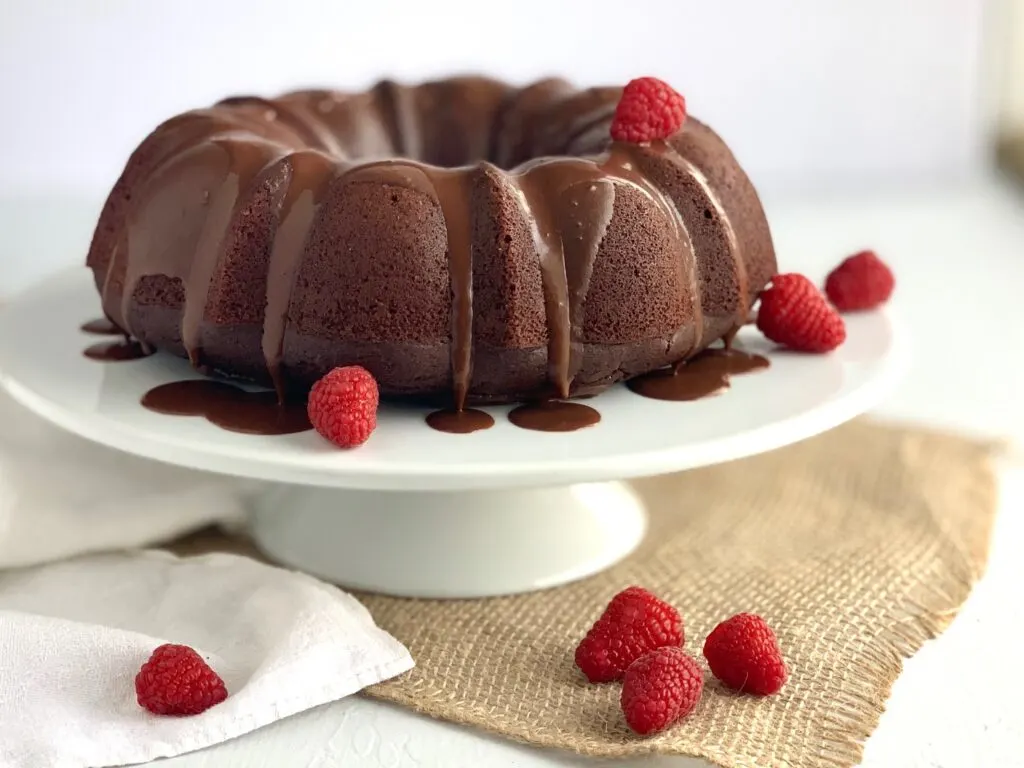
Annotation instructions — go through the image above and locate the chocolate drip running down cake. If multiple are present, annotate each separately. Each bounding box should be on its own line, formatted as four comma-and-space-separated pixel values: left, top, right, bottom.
86, 76, 777, 408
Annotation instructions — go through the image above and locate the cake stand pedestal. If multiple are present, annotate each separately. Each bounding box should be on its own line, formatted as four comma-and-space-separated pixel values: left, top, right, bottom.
248, 483, 645, 597
0, 269, 907, 598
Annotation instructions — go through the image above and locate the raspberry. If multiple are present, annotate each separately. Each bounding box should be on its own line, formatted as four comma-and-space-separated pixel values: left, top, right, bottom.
620, 647, 704, 735
574, 586, 684, 683
824, 250, 895, 312
702, 613, 788, 696
756, 273, 846, 353
307, 365, 379, 448
135, 643, 228, 716
610, 77, 687, 143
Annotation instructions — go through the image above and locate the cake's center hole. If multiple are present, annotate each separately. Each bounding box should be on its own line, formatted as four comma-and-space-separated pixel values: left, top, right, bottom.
387, 114, 611, 170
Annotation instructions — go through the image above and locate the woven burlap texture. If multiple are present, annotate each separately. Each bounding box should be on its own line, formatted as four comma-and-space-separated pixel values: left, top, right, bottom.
168, 418, 998, 767
353, 419, 998, 768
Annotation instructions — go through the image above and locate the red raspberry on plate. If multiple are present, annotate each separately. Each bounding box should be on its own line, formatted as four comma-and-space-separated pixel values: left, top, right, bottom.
702, 613, 788, 696
307, 365, 379, 448
824, 249, 895, 312
575, 586, 684, 683
756, 273, 846, 353
610, 77, 687, 143
621, 647, 704, 735
135, 643, 228, 716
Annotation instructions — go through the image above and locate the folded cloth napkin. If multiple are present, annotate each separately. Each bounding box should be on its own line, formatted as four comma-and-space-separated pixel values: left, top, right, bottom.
0, 390, 414, 768
0, 385, 251, 568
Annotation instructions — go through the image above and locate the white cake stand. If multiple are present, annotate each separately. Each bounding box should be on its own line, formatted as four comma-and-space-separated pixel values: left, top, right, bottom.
0, 269, 907, 598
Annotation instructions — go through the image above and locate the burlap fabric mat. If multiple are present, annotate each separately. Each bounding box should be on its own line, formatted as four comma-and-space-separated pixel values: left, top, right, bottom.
174, 418, 1000, 768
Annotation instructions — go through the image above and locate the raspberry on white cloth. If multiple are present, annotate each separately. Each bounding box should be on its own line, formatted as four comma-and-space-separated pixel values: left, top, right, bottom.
0, 390, 413, 768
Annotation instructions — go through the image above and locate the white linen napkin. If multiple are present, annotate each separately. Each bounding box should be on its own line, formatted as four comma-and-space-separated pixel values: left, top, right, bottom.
0, 384, 250, 569
0, 390, 414, 768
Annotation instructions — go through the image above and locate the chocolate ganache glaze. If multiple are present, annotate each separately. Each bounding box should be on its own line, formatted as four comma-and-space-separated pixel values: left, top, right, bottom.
141, 380, 311, 435
86, 77, 777, 413
627, 346, 768, 401
425, 407, 495, 434
81, 317, 123, 336
508, 400, 600, 432
83, 339, 153, 362
427, 399, 600, 434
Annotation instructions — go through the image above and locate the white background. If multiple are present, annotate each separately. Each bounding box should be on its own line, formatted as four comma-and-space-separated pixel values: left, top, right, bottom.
0, 0, 1006, 297
0, 0, 997, 199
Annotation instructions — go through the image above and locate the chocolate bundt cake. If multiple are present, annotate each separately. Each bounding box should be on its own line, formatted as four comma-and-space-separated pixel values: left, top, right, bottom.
86, 76, 776, 407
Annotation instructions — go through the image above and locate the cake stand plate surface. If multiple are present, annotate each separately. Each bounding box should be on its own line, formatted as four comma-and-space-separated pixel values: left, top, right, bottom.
0, 269, 907, 597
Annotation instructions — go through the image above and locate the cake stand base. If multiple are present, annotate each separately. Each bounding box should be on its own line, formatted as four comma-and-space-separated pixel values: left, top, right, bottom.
248, 481, 647, 598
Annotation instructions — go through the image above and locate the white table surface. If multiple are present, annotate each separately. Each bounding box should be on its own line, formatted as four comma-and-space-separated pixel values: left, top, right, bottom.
1, 175, 1022, 767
